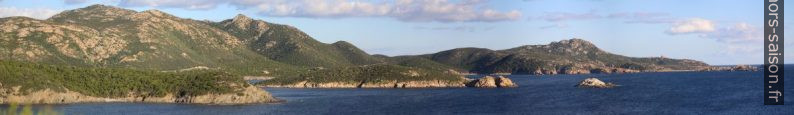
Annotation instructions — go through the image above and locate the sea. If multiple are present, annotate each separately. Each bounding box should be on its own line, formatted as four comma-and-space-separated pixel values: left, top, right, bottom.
4, 65, 794, 115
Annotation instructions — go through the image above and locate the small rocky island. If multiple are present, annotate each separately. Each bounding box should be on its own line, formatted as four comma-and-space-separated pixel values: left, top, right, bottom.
576, 78, 617, 88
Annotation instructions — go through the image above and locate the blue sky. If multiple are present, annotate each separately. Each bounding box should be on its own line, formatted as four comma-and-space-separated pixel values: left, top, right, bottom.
0, 0, 784, 65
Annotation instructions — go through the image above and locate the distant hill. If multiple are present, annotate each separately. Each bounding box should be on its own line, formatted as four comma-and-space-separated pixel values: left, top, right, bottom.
416, 39, 711, 74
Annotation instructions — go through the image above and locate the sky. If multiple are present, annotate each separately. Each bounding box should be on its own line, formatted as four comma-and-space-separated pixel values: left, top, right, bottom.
0, 0, 786, 65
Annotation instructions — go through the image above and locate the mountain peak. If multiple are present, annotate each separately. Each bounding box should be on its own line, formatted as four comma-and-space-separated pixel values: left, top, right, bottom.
332, 41, 352, 45
548, 38, 597, 50
142, 9, 165, 14
78, 4, 131, 13
233, 14, 252, 21
227, 14, 257, 30
503, 38, 602, 55
48, 4, 136, 21
554, 38, 593, 46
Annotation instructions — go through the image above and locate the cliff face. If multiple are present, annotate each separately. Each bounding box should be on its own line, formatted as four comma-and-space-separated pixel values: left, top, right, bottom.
0, 86, 277, 104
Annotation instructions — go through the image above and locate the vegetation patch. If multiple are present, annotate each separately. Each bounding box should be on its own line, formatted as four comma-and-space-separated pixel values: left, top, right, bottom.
0, 60, 248, 98
258, 64, 464, 85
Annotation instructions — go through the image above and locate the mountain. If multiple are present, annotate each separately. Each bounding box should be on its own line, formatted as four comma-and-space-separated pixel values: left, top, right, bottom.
0, 4, 401, 104
0, 5, 736, 97
0, 4, 715, 77
212, 14, 384, 68
417, 38, 711, 74
0, 5, 385, 76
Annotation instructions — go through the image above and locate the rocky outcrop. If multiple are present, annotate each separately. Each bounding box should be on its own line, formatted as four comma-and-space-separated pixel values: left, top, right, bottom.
265, 76, 519, 88
729, 65, 758, 71
0, 86, 278, 104
589, 68, 612, 74
467, 76, 518, 88
495, 76, 518, 87
471, 76, 497, 88
562, 67, 590, 74
588, 68, 641, 74
576, 78, 616, 88
698, 65, 759, 71
611, 68, 640, 73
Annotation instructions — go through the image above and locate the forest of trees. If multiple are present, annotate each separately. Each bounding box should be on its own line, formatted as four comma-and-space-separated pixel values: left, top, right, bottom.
0, 60, 248, 98
258, 64, 464, 85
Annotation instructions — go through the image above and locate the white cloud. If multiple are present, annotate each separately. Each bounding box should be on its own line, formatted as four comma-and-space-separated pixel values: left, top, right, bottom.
666, 18, 715, 34
703, 23, 760, 44
665, 19, 759, 44
666, 18, 761, 54
116, 0, 522, 22
0, 7, 61, 19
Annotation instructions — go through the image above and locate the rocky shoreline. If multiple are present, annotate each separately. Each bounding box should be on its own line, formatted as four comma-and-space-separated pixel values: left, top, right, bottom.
265, 76, 518, 88
265, 80, 467, 88
466, 76, 518, 88
471, 65, 759, 76
0, 86, 279, 105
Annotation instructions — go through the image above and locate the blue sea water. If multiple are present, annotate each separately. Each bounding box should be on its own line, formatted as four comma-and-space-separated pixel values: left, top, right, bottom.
5, 67, 794, 115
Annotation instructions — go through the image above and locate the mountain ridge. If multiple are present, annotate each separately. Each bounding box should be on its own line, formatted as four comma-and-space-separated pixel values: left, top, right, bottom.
1, 4, 718, 76
416, 38, 711, 74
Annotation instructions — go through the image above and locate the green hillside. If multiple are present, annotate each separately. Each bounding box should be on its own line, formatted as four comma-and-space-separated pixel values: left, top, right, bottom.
0, 5, 302, 76
212, 14, 385, 68
259, 64, 464, 86
0, 60, 247, 98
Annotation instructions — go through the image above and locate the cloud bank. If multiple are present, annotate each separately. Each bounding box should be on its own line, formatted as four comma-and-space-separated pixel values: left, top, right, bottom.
665, 18, 761, 54
666, 18, 716, 34
116, 0, 523, 22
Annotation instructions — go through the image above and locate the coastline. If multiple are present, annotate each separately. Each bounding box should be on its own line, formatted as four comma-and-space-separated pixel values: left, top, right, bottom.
263, 80, 467, 88
0, 86, 279, 105
263, 76, 519, 88
262, 67, 758, 89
